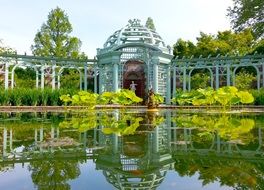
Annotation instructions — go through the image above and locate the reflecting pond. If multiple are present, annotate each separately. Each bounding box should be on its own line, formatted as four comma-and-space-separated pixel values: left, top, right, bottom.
0, 110, 264, 190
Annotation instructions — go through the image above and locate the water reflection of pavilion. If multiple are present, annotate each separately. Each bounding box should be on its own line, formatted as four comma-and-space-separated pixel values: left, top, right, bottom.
0, 111, 264, 189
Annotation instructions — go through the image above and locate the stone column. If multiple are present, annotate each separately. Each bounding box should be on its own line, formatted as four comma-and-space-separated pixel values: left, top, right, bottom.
152, 58, 159, 93
153, 126, 159, 153
173, 66, 176, 99
94, 66, 98, 93
41, 65, 45, 89
215, 64, 219, 89
183, 67, 187, 92
3, 128, 7, 156
98, 65, 103, 94
84, 64, 88, 91
112, 54, 120, 92
79, 70, 83, 90
113, 110, 119, 153
4, 63, 9, 90
52, 63, 56, 90
57, 74, 61, 89
11, 68, 15, 89
35, 70, 39, 89
166, 65, 171, 104
166, 112, 171, 149
226, 64, 231, 86
113, 62, 119, 92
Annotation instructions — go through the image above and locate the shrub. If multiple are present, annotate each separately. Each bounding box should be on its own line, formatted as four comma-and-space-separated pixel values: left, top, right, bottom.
235, 70, 256, 90
251, 88, 264, 105
0, 89, 9, 106
172, 86, 256, 110
191, 73, 210, 89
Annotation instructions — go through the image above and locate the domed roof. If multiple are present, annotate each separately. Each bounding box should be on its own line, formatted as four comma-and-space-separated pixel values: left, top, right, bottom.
102, 19, 169, 53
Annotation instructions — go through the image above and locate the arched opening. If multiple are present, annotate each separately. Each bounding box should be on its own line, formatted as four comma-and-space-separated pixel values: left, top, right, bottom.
123, 60, 145, 99
12, 63, 38, 89
189, 68, 213, 90
58, 67, 82, 90
233, 66, 258, 90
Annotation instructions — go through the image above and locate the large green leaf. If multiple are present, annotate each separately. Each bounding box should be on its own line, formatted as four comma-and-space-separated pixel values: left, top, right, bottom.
237, 91, 254, 104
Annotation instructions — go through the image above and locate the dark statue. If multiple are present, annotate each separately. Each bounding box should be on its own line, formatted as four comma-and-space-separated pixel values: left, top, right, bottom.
147, 88, 157, 109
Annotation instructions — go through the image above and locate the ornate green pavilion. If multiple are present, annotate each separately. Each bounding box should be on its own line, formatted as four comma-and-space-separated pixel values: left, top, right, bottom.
97, 19, 173, 102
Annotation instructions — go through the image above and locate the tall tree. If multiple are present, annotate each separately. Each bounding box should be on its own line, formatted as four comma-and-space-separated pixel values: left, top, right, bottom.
173, 39, 196, 58
145, 17, 156, 31
228, 0, 264, 39
31, 7, 86, 58
173, 30, 255, 58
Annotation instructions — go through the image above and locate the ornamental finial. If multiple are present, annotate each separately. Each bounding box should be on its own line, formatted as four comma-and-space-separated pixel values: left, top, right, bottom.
128, 19, 141, 27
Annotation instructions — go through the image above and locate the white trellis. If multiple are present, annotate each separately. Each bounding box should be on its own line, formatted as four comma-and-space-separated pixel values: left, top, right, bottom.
0, 53, 97, 91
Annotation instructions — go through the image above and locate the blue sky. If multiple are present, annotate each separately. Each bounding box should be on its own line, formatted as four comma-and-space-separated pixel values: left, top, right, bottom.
0, 0, 233, 57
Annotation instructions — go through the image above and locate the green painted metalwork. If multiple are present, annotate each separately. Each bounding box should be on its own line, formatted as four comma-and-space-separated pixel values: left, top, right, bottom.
171, 54, 264, 99
0, 53, 97, 90
97, 19, 173, 99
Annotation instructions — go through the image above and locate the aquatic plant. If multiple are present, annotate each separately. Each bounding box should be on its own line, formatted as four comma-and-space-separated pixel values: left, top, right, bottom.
60, 89, 143, 108
172, 86, 255, 111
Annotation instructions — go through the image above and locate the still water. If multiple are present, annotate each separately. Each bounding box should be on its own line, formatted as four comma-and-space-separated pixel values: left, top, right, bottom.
0, 110, 263, 190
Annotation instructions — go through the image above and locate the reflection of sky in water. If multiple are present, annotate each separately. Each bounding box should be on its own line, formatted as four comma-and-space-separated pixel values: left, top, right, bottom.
0, 161, 112, 190
159, 171, 232, 190
0, 163, 233, 190
13, 146, 25, 153
0, 164, 35, 190
70, 160, 112, 190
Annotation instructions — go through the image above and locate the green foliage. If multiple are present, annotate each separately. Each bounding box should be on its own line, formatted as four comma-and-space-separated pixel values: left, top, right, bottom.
172, 90, 203, 105
102, 114, 143, 136
251, 39, 264, 54
173, 38, 196, 58
60, 91, 98, 108
60, 69, 80, 90
59, 112, 97, 132
172, 86, 255, 110
154, 94, 164, 105
250, 88, 264, 105
145, 17, 156, 31
59, 111, 146, 135
60, 89, 143, 108
114, 89, 143, 105
228, 0, 264, 39
31, 7, 86, 59
0, 88, 77, 106
173, 29, 255, 57
0, 89, 9, 105
173, 114, 255, 143
191, 72, 210, 89
235, 70, 256, 90
14, 67, 36, 88
97, 91, 116, 104
237, 91, 255, 104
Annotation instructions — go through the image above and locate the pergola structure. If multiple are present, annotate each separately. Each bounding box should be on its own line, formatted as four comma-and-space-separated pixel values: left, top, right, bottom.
0, 53, 97, 91
171, 54, 264, 96
1, 19, 264, 105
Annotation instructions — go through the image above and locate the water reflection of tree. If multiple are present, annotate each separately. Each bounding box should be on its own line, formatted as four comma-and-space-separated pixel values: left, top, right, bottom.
174, 156, 264, 189
28, 152, 81, 190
